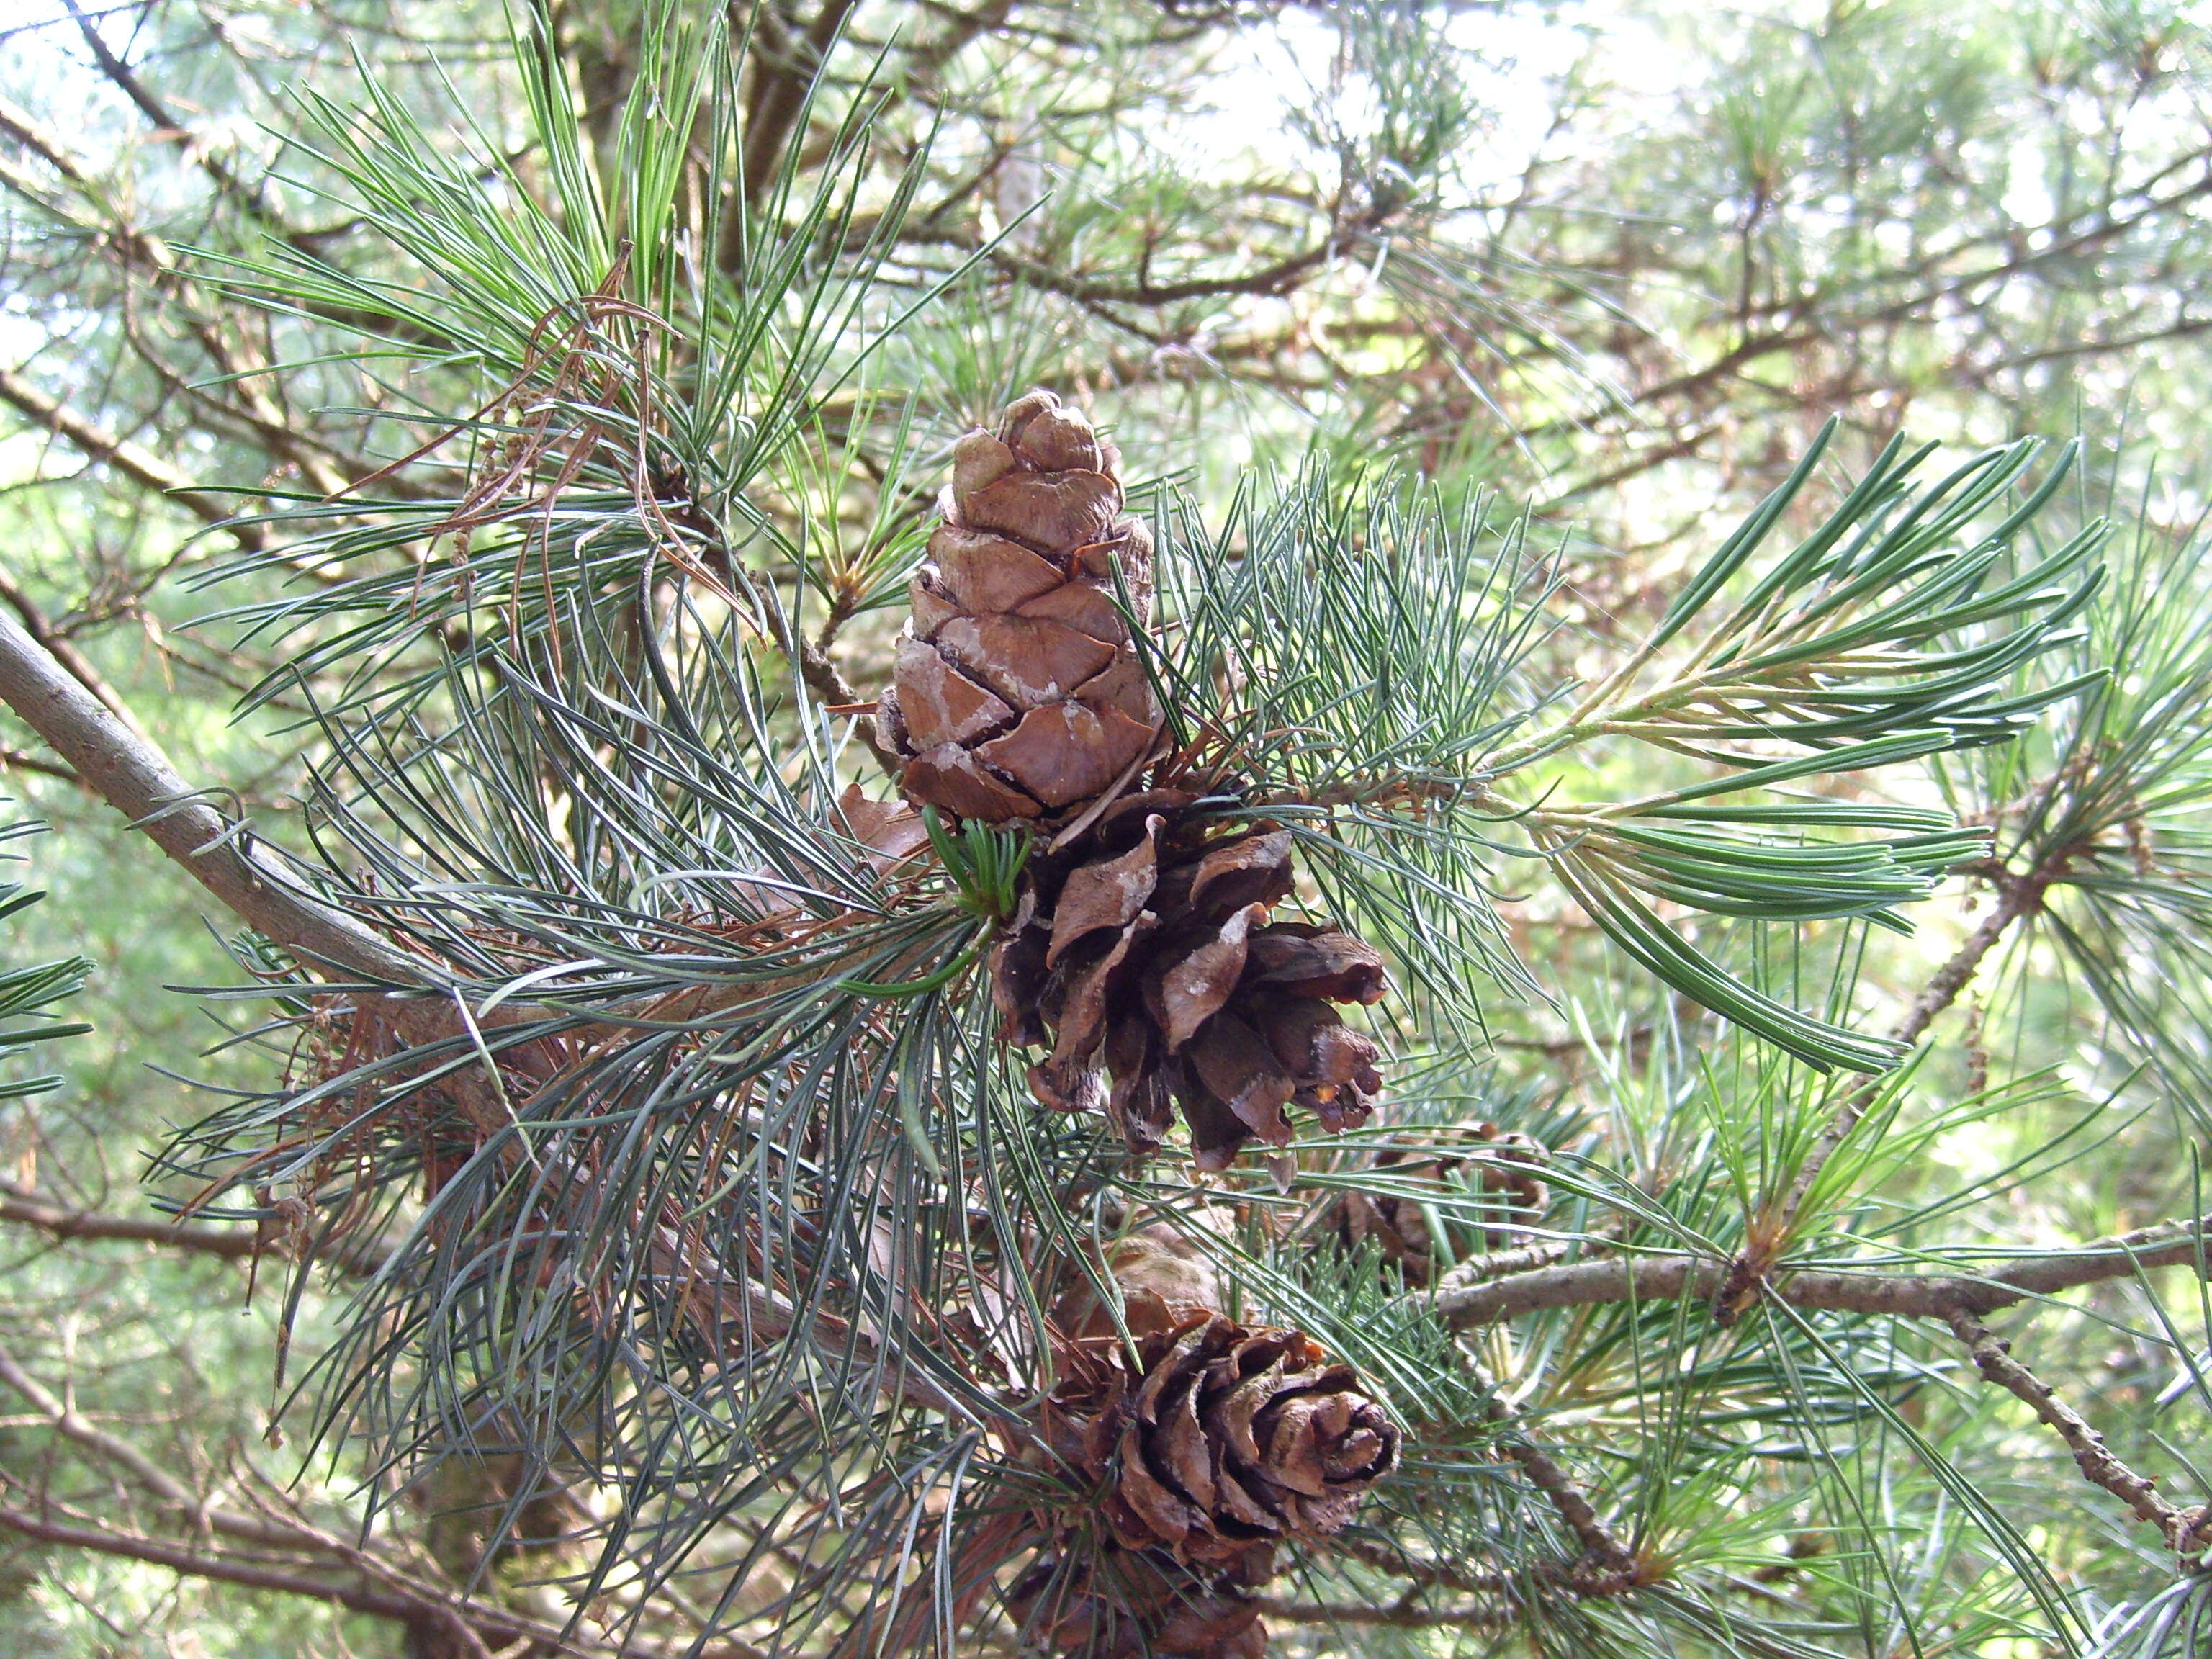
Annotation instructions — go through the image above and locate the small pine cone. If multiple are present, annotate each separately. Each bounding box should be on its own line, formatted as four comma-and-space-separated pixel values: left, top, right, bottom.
1328, 1125, 1552, 1281
1331, 1164, 1445, 1287
1473, 1123, 1550, 1228
1040, 1292, 1401, 1568
1049, 1220, 1223, 1341
1008, 1546, 1267, 1659
878, 389, 1160, 823
993, 793, 1388, 1168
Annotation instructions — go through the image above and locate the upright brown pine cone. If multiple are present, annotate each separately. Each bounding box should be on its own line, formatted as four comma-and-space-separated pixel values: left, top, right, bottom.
1039, 1292, 1401, 1570
878, 390, 1160, 823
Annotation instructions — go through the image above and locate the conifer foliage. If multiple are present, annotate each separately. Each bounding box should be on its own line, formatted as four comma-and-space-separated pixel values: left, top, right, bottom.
9, 4, 2212, 1658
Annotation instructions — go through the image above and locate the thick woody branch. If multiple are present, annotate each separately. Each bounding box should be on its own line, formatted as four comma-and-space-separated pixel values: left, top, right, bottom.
0, 564, 154, 744
1438, 1209, 2212, 1326
0, 606, 430, 986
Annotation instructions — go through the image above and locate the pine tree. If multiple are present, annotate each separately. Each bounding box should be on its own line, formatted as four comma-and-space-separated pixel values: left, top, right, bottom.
4, 3, 2212, 1656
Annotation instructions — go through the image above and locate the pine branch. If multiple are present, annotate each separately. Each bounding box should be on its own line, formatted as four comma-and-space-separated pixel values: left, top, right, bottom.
0, 1495, 719, 1656
0, 1344, 768, 1654
0, 1177, 387, 1273
0, 606, 428, 985
1, 1177, 256, 1261
57, 0, 328, 257
1945, 1310, 2210, 1557
0, 1503, 468, 1637
0, 1338, 307, 1551
0, 89, 417, 485
1437, 1208, 2212, 1324
0, 363, 265, 550
0, 601, 979, 1433
733, 0, 862, 228
0, 746, 83, 787
1457, 1358, 1647, 1593
0, 562, 156, 745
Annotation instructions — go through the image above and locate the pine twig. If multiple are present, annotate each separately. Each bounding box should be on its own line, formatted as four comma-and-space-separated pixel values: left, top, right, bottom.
1946, 1309, 2211, 1558
1434, 1237, 1577, 1288
1492, 1424, 1644, 1591
1253, 1595, 1513, 1628
0, 1178, 259, 1259
1472, 1382, 1645, 1592
1714, 856, 2061, 1321
0, 745, 83, 786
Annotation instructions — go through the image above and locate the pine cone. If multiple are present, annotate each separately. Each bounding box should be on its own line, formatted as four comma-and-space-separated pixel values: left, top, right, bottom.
1049, 1220, 1223, 1341
1328, 1125, 1552, 1283
878, 389, 1160, 823
1040, 1292, 1400, 1568
1007, 1546, 1267, 1659
992, 792, 1387, 1168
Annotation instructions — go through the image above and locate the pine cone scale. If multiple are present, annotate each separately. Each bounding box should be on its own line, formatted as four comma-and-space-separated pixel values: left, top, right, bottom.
1151, 902, 1262, 1049
891, 638, 1014, 750
1113, 1416, 1205, 1547
939, 615, 1115, 706
1047, 816, 1163, 966
1159, 1388, 1218, 1512
1187, 831, 1295, 918
1185, 1014, 1295, 1148
927, 524, 1064, 610
979, 701, 1154, 808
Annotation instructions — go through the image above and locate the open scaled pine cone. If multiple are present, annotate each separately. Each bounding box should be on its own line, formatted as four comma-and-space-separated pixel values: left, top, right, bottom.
1040, 1292, 1401, 1570
994, 791, 1387, 1166
1328, 1124, 1552, 1284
